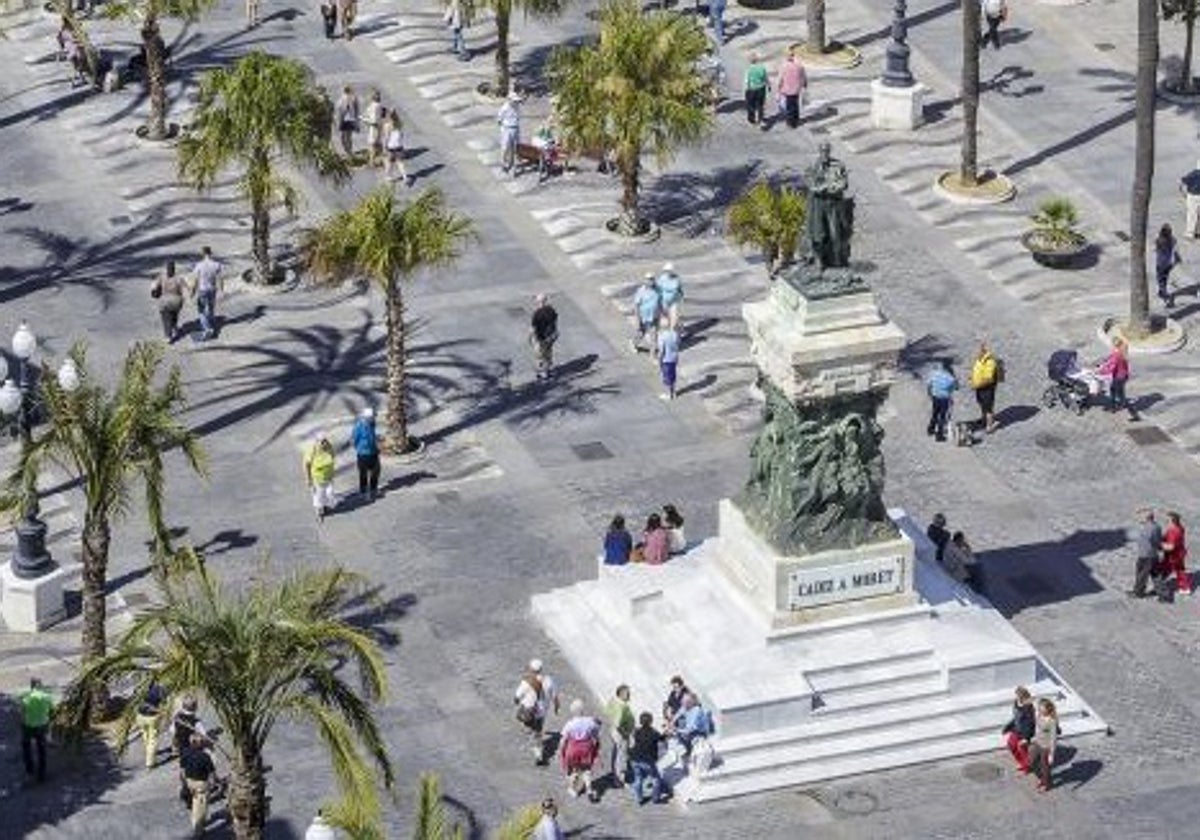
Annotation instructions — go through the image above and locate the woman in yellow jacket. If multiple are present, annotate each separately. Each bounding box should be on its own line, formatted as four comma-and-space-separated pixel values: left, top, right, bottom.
304, 436, 337, 522
970, 342, 999, 433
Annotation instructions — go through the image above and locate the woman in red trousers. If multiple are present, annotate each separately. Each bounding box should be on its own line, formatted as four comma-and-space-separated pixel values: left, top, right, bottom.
1162, 511, 1190, 595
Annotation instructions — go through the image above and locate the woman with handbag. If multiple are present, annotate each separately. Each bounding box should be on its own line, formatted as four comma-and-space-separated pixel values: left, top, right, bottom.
152, 260, 187, 343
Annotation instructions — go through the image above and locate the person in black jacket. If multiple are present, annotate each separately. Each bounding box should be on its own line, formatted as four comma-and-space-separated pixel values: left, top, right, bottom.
628, 712, 667, 806
927, 513, 950, 565
1001, 686, 1036, 772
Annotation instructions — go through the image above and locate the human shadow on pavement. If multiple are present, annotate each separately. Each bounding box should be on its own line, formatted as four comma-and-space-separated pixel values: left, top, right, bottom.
195, 528, 260, 558
0, 693, 125, 836
977, 528, 1126, 618
342, 586, 417, 649
994, 404, 1039, 428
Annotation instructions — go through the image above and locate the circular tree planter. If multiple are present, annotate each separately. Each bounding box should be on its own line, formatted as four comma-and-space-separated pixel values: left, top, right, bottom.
134, 122, 181, 143
1099, 315, 1186, 355
605, 216, 661, 242
1159, 78, 1200, 106
790, 41, 862, 71
933, 170, 1016, 205
475, 80, 508, 103
385, 435, 427, 462
1019, 230, 1090, 268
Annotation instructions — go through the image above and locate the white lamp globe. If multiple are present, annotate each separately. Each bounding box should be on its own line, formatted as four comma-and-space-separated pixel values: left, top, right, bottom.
11, 322, 36, 361
0, 354, 7, 383
57, 358, 80, 393
0, 379, 21, 417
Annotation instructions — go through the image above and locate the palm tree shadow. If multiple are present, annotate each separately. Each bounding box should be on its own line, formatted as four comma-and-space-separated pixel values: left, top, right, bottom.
641, 163, 765, 237
341, 585, 417, 649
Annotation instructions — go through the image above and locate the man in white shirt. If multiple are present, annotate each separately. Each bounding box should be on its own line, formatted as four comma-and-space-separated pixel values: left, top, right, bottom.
514, 658, 559, 763
981, 0, 1007, 50
190, 246, 224, 342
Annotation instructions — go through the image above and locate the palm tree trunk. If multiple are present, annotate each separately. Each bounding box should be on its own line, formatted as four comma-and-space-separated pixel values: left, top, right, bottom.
495, 0, 512, 96
1129, 0, 1159, 335
807, 0, 827, 54
960, 0, 981, 186
143, 17, 168, 140
1182, 0, 1197, 93
80, 514, 111, 719
228, 743, 269, 840
251, 202, 271, 284
618, 155, 641, 234
384, 279, 409, 454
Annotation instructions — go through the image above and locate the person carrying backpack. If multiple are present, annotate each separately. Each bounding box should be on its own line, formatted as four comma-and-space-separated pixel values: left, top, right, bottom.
514, 659, 559, 763
970, 341, 1001, 434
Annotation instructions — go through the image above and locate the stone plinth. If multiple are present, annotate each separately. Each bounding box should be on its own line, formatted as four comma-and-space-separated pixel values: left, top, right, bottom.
1, 560, 75, 632
870, 78, 926, 130
717, 500, 916, 628
742, 281, 906, 406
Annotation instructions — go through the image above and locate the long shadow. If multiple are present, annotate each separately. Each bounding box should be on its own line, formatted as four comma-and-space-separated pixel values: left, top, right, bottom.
195, 528, 259, 558
341, 586, 417, 649
978, 528, 1126, 617
847, 0, 960, 48
1003, 107, 1135, 177
0, 693, 126, 834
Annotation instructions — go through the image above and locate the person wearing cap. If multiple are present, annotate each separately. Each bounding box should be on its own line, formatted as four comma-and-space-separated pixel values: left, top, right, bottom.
655, 263, 683, 329
631, 273, 661, 354
530, 293, 559, 380
514, 658, 559, 762
533, 797, 565, 840
497, 90, 522, 175
351, 407, 381, 501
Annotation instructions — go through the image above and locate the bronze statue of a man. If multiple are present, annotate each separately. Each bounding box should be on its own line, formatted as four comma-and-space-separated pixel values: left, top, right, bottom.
803, 142, 854, 270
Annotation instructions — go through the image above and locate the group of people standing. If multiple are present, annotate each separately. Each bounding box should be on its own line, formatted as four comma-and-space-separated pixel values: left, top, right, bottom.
743, 48, 808, 130
1130, 508, 1190, 601
924, 341, 1003, 443
513, 662, 714, 807
631, 264, 685, 400
334, 86, 411, 184
320, 0, 357, 40
603, 505, 687, 566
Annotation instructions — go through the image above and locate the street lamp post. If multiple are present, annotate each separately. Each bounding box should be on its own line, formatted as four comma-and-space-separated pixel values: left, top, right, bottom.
882, 0, 915, 88
0, 323, 79, 579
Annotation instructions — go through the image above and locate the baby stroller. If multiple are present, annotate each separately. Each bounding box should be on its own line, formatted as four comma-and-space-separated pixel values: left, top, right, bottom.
1042, 349, 1103, 415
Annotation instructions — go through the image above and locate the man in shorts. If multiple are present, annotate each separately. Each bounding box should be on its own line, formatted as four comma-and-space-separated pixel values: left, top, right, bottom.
969, 341, 999, 433
514, 658, 559, 763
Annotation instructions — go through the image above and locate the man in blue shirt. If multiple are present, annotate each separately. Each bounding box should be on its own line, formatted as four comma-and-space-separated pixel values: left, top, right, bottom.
926, 360, 958, 442
631, 273, 661, 354
655, 263, 684, 329
351, 407, 381, 500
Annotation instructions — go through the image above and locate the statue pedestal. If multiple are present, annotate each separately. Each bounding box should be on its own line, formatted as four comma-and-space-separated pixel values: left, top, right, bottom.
0, 560, 75, 632
716, 500, 916, 628
870, 78, 926, 131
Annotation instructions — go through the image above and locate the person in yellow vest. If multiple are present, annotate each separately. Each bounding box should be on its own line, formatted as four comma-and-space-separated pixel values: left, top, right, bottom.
970, 341, 1000, 433
304, 436, 337, 522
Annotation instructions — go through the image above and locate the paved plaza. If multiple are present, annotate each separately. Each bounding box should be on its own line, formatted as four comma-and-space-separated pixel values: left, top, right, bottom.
2, 0, 1200, 836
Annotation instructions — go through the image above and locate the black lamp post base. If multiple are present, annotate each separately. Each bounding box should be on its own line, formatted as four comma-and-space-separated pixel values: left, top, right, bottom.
12, 515, 55, 580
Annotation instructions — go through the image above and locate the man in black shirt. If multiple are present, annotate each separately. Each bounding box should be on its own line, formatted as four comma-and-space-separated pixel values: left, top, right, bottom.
628, 712, 666, 805
529, 294, 559, 381
180, 733, 216, 836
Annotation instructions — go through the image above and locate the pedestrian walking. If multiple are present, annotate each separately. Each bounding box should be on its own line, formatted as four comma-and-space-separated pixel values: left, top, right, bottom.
603, 515, 633, 565
498, 91, 522, 175
337, 0, 356, 39
135, 680, 168, 769
1128, 508, 1163, 599
655, 262, 684, 327
969, 341, 1000, 433
631, 273, 661, 353
641, 513, 670, 564
444, 0, 469, 60
744, 51, 769, 128
530, 293, 558, 380
351, 407, 380, 500
1162, 511, 1191, 596
927, 512, 950, 564
708, 0, 726, 45
335, 86, 359, 158
151, 260, 187, 343
559, 699, 601, 801
514, 658, 560, 763
925, 359, 958, 442
657, 318, 680, 401
1000, 685, 1035, 773
303, 436, 337, 522
1025, 698, 1058, 792
533, 798, 566, 840
171, 695, 207, 759
1155, 223, 1183, 308
382, 109, 410, 185
189, 246, 223, 342
320, 0, 337, 39
605, 685, 635, 788
363, 89, 383, 168
180, 732, 217, 836
980, 0, 1007, 50
19, 677, 53, 784
775, 48, 808, 129
628, 712, 667, 805
1097, 337, 1134, 417
245, 0, 260, 29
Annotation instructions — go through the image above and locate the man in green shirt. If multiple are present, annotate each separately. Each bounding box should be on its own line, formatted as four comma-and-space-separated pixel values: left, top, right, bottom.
605, 684, 636, 788
20, 677, 54, 782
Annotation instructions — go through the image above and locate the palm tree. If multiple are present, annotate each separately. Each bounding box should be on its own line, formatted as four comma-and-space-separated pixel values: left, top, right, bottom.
106, 0, 218, 140
727, 179, 807, 276
406, 772, 540, 840
549, 0, 713, 235
960, 0, 982, 186
61, 562, 394, 840
1129, 0, 1160, 334
807, 0, 826, 55
4, 342, 205, 715
477, 0, 567, 96
302, 187, 475, 454
1163, 0, 1198, 94
178, 51, 350, 285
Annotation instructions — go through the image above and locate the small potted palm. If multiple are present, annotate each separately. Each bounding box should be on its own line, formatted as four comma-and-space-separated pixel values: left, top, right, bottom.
727, 179, 807, 277
1020, 197, 1089, 268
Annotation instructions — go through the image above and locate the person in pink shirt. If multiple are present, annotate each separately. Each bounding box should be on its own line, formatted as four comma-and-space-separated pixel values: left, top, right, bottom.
775, 48, 807, 129
1096, 337, 1133, 416
641, 514, 670, 565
